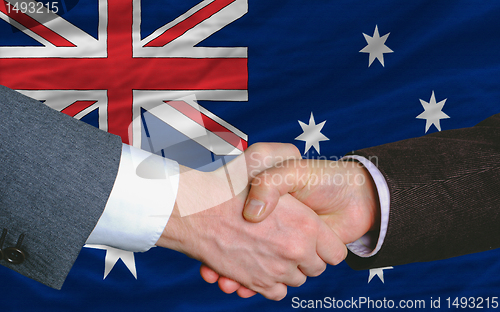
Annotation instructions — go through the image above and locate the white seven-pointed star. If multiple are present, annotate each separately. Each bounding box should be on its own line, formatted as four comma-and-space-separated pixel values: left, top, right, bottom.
368, 266, 393, 283
84, 244, 137, 279
416, 91, 450, 133
295, 112, 329, 154
360, 25, 393, 67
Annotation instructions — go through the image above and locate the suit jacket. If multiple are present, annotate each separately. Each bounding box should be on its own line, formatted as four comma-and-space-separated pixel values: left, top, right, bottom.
346, 113, 500, 270
0, 85, 122, 289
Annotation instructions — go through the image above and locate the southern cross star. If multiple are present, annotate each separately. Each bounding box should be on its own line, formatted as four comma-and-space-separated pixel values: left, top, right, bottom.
360, 25, 393, 67
295, 112, 329, 154
84, 244, 137, 279
416, 91, 450, 133
368, 266, 393, 283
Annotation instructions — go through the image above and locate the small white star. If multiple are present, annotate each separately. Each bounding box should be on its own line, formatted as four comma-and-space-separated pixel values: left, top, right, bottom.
368, 266, 393, 283
360, 25, 393, 67
416, 91, 450, 132
295, 112, 329, 154
84, 244, 137, 279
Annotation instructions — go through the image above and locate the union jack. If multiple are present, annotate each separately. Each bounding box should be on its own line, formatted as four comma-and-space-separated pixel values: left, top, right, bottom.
0, 0, 248, 156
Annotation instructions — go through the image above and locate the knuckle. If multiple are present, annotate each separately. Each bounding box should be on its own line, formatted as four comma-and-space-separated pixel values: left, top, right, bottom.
269, 263, 289, 279
248, 143, 271, 159
287, 244, 307, 261
310, 262, 327, 277
252, 173, 273, 188
300, 218, 320, 237
290, 274, 307, 287
266, 286, 287, 301
282, 143, 301, 159
252, 279, 270, 290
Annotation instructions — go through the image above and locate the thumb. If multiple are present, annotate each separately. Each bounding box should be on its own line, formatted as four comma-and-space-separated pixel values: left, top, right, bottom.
243, 159, 311, 223
242, 142, 302, 179
220, 143, 301, 198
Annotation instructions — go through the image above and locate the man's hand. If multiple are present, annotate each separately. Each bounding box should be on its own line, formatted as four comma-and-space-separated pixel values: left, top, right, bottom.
200, 158, 380, 297
245, 158, 380, 243
156, 144, 347, 301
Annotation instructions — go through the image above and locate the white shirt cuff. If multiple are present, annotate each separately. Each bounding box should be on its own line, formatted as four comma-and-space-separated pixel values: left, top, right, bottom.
86, 144, 179, 252
344, 155, 390, 258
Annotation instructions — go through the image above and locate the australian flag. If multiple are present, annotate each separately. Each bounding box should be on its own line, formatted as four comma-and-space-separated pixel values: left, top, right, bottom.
1, 0, 499, 311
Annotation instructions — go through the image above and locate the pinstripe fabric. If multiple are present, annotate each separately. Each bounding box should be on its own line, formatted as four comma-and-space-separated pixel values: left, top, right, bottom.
346, 114, 500, 270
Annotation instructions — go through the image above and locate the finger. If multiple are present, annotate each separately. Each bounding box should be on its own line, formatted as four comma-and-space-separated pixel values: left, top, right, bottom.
222, 143, 301, 201
199, 264, 219, 284
316, 221, 348, 266
218, 277, 241, 294
243, 160, 310, 222
283, 270, 307, 288
236, 286, 258, 298
244, 143, 302, 179
260, 283, 288, 301
298, 256, 327, 277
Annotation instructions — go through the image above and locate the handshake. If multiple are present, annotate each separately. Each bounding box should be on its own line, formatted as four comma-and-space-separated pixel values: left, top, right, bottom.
156, 143, 381, 301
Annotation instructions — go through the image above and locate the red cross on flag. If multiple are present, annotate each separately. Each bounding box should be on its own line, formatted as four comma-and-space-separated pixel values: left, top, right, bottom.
0, 0, 248, 152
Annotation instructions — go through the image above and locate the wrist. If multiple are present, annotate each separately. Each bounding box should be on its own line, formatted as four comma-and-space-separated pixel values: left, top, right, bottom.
156, 203, 190, 253
353, 163, 380, 233
155, 165, 240, 260
338, 159, 380, 240
155, 165, 205, 257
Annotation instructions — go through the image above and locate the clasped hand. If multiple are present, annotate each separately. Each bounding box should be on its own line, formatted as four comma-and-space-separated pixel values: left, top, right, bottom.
157, 143, 379, 301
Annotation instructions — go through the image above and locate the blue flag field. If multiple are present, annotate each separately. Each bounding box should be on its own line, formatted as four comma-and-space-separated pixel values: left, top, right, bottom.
0, 0, 499, 311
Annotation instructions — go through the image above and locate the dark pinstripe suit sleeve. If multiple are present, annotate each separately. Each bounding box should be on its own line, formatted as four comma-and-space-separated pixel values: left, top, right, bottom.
0, 85, 122, 289
346, 114, 500, 270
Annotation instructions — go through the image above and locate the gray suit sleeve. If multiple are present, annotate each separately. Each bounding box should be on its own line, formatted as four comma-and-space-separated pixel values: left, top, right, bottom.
0, 85, 122, 289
